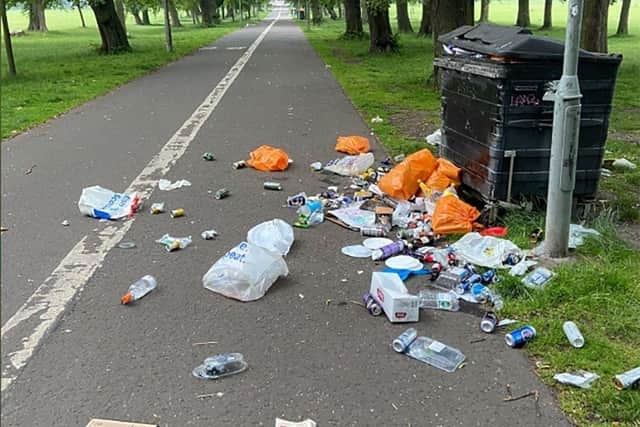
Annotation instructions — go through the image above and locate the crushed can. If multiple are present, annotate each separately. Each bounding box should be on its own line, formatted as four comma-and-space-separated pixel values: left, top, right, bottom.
215, 188, 230, 200
150, 202, 165, 215
362, 293, 383, 316
202, 152, 215, 161
232, 160, 246, 169
170, 208, 185, 218
480, 312, 498, 333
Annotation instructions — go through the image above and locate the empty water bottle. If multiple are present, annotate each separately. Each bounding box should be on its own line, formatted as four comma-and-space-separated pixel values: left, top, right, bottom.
418, 290, 459, 311
121, 275, 157, 305
563, 321, 585, 348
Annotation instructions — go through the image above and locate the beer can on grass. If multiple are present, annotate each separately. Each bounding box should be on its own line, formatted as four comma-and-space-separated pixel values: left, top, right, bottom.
505, 325, 536, 348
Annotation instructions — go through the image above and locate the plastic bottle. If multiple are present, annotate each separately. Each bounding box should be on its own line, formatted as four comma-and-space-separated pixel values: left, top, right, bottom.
563, 321, 585, 348
392, 329, 466, 373
418, 290, 460, 311
121, 275, 157, 305
371, 240, 406, 261
297, 200, 323, 217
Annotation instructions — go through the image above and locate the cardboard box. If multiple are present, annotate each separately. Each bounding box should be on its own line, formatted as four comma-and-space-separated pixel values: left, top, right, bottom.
86, 419, 157, 427
370, 272, 419, 323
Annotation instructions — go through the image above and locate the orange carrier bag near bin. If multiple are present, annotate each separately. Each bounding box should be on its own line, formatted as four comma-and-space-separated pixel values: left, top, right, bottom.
432, 195, 481, 235
378, 149, 437, 200
246, 145, 290, 171
335, 136, 371, 155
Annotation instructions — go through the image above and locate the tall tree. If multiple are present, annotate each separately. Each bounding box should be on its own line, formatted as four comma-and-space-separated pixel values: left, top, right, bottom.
325, 4, 337, 19
479, 0, 489, 22
581, 0, 608, 52
344, 0, 363, 37
361, 1, 368, 23
169, 0, 182, 26
1, 0, 17, 76
541, 0, 551, 29
311, 0, 322, 23
516, 0, 530, 27
396, 0, 413, 32
28, 0, 48, 31
417, 0, 431, 36
616, 0, 631, 35
142, 7, 151, 23
75, 0, 86, 27
199, 0, 215, 24
163, 0, 172, 51
366, 0, 395, 52
431, 0, 472, 85
89, 0, 130, 52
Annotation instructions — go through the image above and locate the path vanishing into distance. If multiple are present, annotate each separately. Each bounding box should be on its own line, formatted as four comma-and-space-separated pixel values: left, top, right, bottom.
1, 6, 572, 426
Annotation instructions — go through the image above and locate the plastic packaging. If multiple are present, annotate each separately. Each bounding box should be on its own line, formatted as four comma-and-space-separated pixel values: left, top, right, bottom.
121, 275, 157, 305
78, 186, 139, 220
335, 135, 370, 154
150, 202, 165, 214
522, 267, 554, 289
246, 219, 295, 256
246, 145, 290, 171
275, 418, 317, 427
614, 367, 640, 390
418, 290, 459, 311
156, 234, 192, 252
452, 232, 523, 269
378, 149, 437, 200
554, 371, 599, 389
431, 195, 480, 235
158, 179, 191, 191
203, 242, 288, 301
393, 329, 465, 373
563, 321, 585, 348
324, 153, 375, 176
341, 245, 372, 258
201, 229, 218, 240
192, 353, 248, 380
371, 240, 405, 261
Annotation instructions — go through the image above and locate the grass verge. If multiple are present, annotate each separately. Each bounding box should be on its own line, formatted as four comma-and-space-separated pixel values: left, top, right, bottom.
299, 3, 640, 425
1, 9, 268, 139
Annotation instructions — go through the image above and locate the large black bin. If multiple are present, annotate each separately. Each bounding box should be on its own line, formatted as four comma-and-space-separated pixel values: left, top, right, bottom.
434, 23, 622, 202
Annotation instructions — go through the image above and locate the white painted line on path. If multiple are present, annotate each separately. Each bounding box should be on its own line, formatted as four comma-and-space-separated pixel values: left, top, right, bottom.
0, 12, 281, 394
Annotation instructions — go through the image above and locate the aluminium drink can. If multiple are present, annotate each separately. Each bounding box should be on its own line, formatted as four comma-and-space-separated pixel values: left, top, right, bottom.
392, 328, 418, 353
505, 325, 537, 348
480, 312, 498, 333
263, 182, 283, 191
360, 225, 387, 237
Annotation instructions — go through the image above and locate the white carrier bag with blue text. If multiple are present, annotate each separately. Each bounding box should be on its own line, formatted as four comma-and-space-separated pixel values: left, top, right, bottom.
203, 241, 289, 301
78, 185, 138, 220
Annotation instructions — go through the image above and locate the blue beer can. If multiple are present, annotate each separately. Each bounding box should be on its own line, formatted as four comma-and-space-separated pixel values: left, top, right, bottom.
505, 325, 537, 348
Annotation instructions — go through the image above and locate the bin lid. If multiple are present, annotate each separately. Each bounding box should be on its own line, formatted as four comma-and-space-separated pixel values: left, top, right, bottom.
438, 23, 621, 63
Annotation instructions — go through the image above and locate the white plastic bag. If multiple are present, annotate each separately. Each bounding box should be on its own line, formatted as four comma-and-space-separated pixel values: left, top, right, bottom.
452, 232, 523, 269
247, 219, 295, 256
324, 153, 374, 176
203, 242, 288, 301
78, 186, 138, 220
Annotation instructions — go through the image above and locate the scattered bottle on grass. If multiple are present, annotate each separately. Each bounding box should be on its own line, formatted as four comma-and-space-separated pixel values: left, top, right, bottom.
121, 275, 157, 305
418, 290, 459, 311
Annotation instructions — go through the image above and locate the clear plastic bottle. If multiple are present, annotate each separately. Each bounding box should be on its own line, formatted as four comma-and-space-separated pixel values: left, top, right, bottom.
418, 290, 460, 311
392, 329, 466, 373
121, 275, 157, 305
563, 321, 585, 348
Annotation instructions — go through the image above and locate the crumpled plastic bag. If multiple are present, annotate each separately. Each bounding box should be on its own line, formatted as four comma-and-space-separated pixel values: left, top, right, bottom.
554, 371, 600, 389
568, 224, 601, 248
203, 241, 289, 301
431, 195, 480, 235
247, 219, 294, 256
452, 232, 523, 269
378, 149, 437, 200
324, 153, 375, 176
78, 185, 139, 220
246, 145, 289, 172
335, 135, 370, 154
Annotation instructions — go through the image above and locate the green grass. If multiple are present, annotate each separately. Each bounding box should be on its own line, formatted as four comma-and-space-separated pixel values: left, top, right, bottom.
299, 1, 640, 425
0, 8, 269, 139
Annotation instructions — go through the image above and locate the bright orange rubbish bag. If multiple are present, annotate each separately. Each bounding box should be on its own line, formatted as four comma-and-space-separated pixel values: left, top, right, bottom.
377, 149, 437, 200
425, 158, 462, 192
246, 145, 290, 172
335, 136, 371, 155
431, 195, 481, 235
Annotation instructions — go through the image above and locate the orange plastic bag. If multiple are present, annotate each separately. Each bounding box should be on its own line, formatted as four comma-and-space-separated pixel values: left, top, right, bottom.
335, 136, 370, 155
435, 158, 461, 185
377, 149, 437, 200
431, 195, 481, 235
246, 145, 289, 172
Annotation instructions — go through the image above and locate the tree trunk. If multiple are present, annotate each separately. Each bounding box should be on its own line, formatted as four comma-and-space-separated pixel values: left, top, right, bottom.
114, 0, 126, 33
132, 7, 143, 25
417, 0, 431, 36
396, 0, 413, 33
344, 0, 363, 37
163, 0, 173, 51
431, 0, 472, 86
90, 0, 130, 53
516, 0, 530, 27
361, 2, 368, 24
367, 3, 395, 52
200, 0, 215, 25
311, 0, 322, 24
28, 0, 48, 32
169, 0, 182, 26
581, 0, 608, 52
142, 8, 151, 24
480, 0, 489, 22
338, 1, 342, 18
192, 7, 200, 23
76, 1, 86, 27
227, 5, 234, 21
325, 5, 337, 19
1, 0, 17, 76
541, 0, 551, 29
616, 0, 631, 35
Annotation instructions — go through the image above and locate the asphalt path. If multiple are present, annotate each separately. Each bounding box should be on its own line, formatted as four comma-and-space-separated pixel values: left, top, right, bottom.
1, 7, 572, 426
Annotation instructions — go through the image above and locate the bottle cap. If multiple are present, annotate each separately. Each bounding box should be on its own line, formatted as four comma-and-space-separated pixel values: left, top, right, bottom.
121, 292, 133, 305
